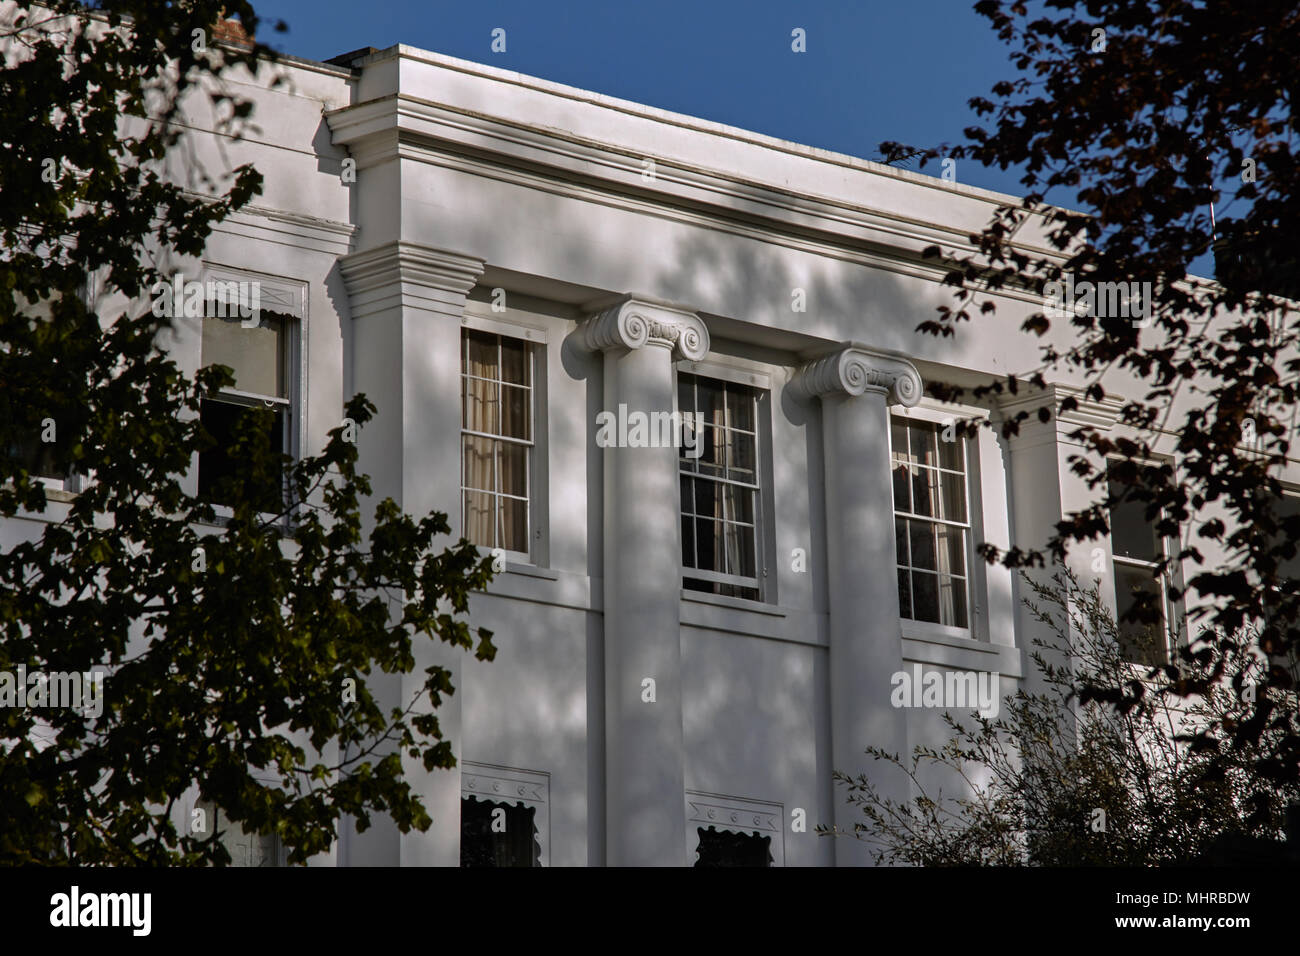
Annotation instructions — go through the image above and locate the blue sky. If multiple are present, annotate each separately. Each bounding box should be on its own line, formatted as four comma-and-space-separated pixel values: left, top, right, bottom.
253, 0, 1022, 195
250, 0, 1220, 277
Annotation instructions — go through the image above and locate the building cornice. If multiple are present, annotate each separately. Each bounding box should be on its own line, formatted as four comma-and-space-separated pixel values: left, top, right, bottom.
325, 93, 1066, 290
788, 345, 923, 407
998, 382, 1125, 432
210, 203, 356, 256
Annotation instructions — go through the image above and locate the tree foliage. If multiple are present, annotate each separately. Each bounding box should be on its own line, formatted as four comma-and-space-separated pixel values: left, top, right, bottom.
881, 0, 1300, 787
831, 573, 1298, 865
0, 2, 495, 864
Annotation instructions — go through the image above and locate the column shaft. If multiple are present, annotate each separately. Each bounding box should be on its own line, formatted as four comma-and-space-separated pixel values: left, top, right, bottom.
790, 345, 922, 866
584, 297, 709, 866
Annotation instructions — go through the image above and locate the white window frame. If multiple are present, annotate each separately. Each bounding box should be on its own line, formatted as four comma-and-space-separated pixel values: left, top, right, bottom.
197, 265, 306, 525
1106, 457, 1185, 667
459, 316, 547, 565
890, 402, 986, 642
675, 361, 772, 602
684, 790, 784, 866
460, 762, 550, 867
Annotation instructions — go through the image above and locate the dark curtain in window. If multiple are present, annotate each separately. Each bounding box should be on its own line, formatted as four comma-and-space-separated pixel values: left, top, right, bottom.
692, 826, 772, 867
460, 796, 541, 867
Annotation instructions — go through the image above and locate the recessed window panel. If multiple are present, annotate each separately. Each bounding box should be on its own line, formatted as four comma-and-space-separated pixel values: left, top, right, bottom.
461, 329, 534, 554
1107, 463, 1174, 665
892, 415, 972, 630
679, 372, 764, 601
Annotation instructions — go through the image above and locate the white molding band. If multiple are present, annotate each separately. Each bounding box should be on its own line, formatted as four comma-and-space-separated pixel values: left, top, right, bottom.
998, 382, 1124, 432
581, 295, 709, 361
462, 763, 549, 806
339, 240, 486, 321
788, 344, 923, 407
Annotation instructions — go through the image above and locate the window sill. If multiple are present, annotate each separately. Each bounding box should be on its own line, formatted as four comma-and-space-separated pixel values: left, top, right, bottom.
680, 588, 785, 617
901, 620, 982, 648
901, 623, 1024, 678
504, 561, 558, 581
192, 507, 294, 534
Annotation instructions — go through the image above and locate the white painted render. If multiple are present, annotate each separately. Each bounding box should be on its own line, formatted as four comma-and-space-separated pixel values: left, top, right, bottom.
8, 37, 1296, 866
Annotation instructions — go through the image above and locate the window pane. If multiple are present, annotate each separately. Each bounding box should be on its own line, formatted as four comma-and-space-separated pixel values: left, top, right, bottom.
678, 374, 694, 418
501, 385, 529, 440
1108, 477, 1162, 562
695, 515, 723, 572
8, 432, 66, 480
498, 496, 528, 553
464, 330, 497, 379
909, 520, 936, 571
463, 377, 499, 434
680, 414, 703, 465
693, 478, 721, 519
935, 524, 966, 577
1114, 562, 1167, 665
462, 434, 495, 493
202, 314, 284, 398
498, 441, 527, 498
726, 388, 754, 432
463, 489, 493, 548
680, 475, 694, 514
898, 569, 913, 619
198, 398, 285, 511
938, 471, 967, 523
696, 425, 724, 477
724, 521, 756, 578
912, 571, 940, 624
937, 429, 964, 472
908, 467, 935, 518
500, 337, 529, 386
724, 484, 754, 525
728, 432, 756, 480
939, 576, 968, 628
892, 463, 910, 514
197, 399, 241, 504
891, 417, 910, 463
681, 514, 696, 567
895, 517, 908, 566
697, 378, 724, 428
913, 421, 938, 469
1274, 495, 1300, 581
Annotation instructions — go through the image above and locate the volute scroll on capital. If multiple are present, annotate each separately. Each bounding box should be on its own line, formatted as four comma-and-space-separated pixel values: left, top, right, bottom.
788, 346, 923, 408
582, 298, 710, 362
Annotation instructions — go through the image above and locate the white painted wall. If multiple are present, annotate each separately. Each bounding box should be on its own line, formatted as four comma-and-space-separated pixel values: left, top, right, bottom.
7, 38, 1296, 867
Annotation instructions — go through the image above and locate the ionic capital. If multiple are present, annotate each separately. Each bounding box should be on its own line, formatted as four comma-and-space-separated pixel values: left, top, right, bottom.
788, 345, 923, 407
582, 296, 709, 361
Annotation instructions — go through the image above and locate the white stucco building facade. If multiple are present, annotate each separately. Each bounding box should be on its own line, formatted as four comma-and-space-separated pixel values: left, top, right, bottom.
15, 36, 1296, 867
